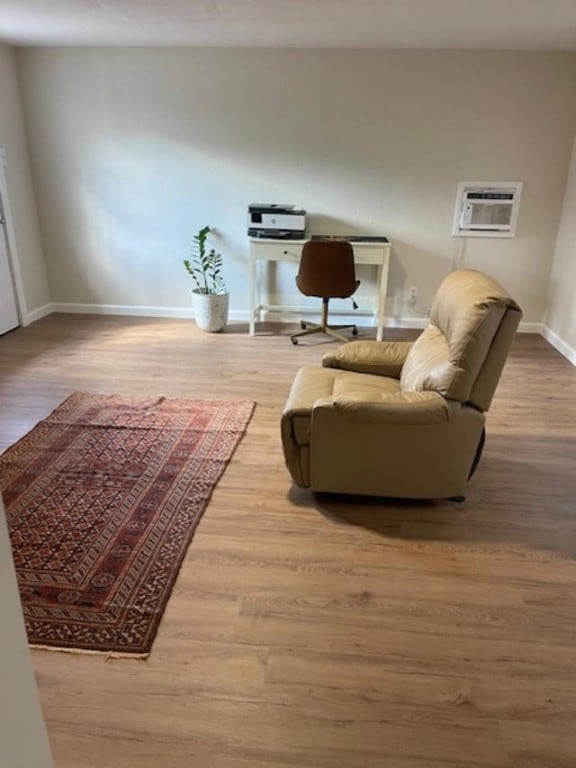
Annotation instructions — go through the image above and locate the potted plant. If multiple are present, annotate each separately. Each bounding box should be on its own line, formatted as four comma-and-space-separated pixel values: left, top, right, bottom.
184, 225, 229, 333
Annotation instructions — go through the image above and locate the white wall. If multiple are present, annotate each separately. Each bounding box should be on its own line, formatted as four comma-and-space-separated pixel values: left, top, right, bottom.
545, 135, 576, 363
0, 45, 50, 321
0, 494, 54, 768
15, 48, 576, 323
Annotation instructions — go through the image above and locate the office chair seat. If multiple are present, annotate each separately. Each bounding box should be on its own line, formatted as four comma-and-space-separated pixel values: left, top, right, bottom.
291, 240, 360, 345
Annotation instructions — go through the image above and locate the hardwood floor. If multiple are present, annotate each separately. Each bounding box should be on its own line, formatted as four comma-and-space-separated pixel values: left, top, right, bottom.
1, 314, 576, 768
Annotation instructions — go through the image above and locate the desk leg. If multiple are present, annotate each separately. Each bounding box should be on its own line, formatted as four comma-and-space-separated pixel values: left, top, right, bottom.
376, 260, 388, 342
249, 252, 256, 335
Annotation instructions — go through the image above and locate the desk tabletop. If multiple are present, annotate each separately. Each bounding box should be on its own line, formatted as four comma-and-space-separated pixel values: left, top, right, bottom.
250, 236, 390, 245
310, 234, 389, 243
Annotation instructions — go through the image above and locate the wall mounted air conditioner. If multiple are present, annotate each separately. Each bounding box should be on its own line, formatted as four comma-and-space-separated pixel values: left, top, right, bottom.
452, 181, 522, 238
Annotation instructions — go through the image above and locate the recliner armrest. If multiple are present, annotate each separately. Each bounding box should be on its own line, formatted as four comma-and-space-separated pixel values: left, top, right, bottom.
314, 390, 450, 425
322, 340, 414, 378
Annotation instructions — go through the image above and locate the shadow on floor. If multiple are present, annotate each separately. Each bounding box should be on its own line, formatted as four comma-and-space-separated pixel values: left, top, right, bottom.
287, 433, 576, 559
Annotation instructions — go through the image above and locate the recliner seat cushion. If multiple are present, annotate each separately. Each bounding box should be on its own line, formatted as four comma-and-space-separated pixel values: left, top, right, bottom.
283, 366, 401, 446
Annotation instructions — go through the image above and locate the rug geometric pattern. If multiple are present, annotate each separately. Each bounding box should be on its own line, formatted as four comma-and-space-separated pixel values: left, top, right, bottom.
0, 393, 255, 656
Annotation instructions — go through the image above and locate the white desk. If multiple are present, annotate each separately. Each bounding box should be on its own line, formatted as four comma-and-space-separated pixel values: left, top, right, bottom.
249, 238, 391, 340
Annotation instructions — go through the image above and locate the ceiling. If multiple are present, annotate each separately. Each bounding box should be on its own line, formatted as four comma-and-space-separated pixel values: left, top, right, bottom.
1, 0, 576, 49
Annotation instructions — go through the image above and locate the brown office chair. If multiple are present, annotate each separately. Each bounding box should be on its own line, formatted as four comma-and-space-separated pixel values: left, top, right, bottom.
291, 240, 360, 345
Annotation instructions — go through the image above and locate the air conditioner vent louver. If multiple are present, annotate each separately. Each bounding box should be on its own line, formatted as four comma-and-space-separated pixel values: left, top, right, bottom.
452, 181, 522, 238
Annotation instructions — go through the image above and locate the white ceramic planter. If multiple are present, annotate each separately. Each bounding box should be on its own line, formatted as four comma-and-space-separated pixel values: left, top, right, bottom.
191, 290, 229, 333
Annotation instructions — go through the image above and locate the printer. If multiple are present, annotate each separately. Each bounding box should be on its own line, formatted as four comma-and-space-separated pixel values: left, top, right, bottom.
248, 203, 306, 240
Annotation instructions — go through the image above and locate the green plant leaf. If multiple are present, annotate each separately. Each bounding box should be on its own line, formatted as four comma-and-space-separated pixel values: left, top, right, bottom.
183, 225, 227, 294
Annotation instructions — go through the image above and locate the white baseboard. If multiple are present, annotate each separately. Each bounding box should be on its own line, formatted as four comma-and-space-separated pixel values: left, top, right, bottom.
541, 325, 576, 366
23, 303, 54, 325
51, 302, 195, 319
23, 303, 576, 367
265, 318, 548, 333
50, 304, 382, 326
258, 309, 429, 329
51, 303, 252, 323
47, 305, 547, 332
517, 321, 544, 334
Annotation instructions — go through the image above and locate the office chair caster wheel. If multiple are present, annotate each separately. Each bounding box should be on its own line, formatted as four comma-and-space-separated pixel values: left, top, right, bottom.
300, 321, 307, 329
352, 327, 358, 336
291, 338, 299, 345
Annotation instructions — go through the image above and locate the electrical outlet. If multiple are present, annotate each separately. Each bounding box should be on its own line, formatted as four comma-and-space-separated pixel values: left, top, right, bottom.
408, 286, 418, 306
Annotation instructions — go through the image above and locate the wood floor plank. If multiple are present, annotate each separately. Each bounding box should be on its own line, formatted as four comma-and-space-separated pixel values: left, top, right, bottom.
1, 314, 575, 767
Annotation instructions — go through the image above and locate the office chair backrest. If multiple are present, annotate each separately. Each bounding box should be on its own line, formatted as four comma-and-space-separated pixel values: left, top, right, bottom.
296, 241, 357, 299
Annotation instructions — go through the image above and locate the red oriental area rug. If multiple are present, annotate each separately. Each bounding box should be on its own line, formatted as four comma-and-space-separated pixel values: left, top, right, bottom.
0, 393, 255, 657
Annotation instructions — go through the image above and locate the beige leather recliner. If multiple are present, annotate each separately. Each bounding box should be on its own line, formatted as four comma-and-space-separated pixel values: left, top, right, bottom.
281, 269, 522, 500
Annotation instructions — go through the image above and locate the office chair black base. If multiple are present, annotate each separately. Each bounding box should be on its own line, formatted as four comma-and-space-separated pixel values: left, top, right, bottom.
299, 319, 358, 333
291, 295, 359, 345
291, 323, 358, 345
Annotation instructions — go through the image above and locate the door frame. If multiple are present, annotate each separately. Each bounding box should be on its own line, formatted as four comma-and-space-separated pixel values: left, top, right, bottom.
0, 153, 27, 326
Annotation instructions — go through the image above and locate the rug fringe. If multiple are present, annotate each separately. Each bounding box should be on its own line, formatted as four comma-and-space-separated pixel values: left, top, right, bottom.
29, 643, 149, 661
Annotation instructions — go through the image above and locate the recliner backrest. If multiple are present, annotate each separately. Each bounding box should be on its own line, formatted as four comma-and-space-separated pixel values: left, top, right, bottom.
400, 269, 522, 411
